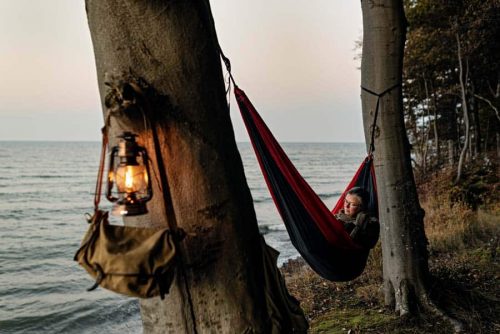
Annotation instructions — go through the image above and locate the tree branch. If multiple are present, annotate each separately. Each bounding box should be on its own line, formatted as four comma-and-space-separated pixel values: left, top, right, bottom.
474, 94, 500, 122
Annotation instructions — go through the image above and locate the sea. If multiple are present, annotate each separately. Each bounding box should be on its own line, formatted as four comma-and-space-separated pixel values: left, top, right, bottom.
0, 141, 366, 333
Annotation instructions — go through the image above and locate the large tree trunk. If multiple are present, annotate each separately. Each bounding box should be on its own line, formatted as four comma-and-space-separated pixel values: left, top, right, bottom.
360, 0, 429, 316
85, 1, 277, 332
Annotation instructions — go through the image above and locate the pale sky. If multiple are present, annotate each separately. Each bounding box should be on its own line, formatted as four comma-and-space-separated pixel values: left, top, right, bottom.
0, 0, 363, 142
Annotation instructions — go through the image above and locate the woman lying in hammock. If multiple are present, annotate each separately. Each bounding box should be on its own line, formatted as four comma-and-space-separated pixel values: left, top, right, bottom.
335, 187, 380, 249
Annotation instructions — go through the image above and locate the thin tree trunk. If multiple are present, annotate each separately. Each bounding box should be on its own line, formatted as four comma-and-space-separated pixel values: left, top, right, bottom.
448, 140, 455, 166
455, 32, 470, 184
470, 82, 481, 156
415, 80, 426, 175
409, 100, 423, 174
422, 78, 431, 173
484, 118, 490, 153
466, 60, 473, 159
430, 80, 440, 164
465, 129, 474, 161
84, 1, 281, 332
360, 0, 428, 316
497, 132, 500, 159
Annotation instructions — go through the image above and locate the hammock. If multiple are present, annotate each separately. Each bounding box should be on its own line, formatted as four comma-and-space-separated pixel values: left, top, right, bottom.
234, 86, 378, 281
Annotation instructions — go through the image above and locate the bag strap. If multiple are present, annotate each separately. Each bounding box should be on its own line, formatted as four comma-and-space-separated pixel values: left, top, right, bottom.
93, 114, 112, 213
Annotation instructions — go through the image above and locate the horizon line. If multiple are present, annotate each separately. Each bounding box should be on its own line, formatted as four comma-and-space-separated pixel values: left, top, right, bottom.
0, 139, 365, 144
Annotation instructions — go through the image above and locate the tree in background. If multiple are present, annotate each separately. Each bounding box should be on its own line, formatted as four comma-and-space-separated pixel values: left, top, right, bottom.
361, 0, 427, 316
360, 1, 461, 329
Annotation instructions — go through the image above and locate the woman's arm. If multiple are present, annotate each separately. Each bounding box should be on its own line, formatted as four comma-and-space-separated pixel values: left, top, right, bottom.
350, 213, 380, 249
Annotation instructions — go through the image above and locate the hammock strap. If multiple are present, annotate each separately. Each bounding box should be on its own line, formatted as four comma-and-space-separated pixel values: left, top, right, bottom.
203, 0, 237, 92
220, 45, 400, 156
361, 83, 401, 154
220, 49, 236, 87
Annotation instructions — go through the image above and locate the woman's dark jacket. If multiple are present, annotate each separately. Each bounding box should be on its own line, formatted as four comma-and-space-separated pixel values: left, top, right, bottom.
335, 211, 380, 249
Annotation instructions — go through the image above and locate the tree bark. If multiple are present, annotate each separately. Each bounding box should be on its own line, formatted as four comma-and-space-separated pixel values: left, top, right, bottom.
85, 1, 277, 332
470, 83, 481, 156
430, 81, 440, 164
360, 0, 429, 316
421, 78, 431, 174
497, 132, 500, 159
448, 140, 455, 166
455, 32, 470, 184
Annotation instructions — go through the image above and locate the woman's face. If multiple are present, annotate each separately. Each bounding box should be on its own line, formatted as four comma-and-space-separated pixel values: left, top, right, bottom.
344, 194, 363, 217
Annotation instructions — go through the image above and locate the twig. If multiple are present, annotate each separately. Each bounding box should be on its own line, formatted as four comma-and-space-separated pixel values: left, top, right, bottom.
474, 94, 500, 123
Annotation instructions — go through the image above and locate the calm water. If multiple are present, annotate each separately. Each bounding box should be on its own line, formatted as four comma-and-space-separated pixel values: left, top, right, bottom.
0, 141, 365, 333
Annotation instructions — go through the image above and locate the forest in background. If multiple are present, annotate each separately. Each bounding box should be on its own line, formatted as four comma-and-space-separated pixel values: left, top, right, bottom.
403, 0, 499, 186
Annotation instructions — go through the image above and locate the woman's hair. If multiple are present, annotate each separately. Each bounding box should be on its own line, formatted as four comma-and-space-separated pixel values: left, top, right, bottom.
346, 187, 369, 211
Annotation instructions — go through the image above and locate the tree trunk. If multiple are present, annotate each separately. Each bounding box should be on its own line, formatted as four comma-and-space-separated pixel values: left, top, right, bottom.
430, 81, 440, 164
497, 132, 500, 159
360, 0, 429, 316
448, 140, 455, 166
85, 1, 281, 332
470, 83, 481, 156
422, 78, 431, 173
455, 32, 470, 184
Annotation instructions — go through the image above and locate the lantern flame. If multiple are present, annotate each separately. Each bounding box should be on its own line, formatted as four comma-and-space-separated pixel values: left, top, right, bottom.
125, 166, 134, 191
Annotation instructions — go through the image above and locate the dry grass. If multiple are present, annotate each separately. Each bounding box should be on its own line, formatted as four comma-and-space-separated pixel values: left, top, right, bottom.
423, 196, 499, 333
418, 161, 499, 252
423, 199, 499, 253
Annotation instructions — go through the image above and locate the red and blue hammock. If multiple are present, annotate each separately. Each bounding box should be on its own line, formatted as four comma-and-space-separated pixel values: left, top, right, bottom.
234, 86, 378, 281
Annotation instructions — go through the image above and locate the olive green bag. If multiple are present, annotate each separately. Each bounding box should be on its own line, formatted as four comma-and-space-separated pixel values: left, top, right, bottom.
74, 209, 176, 299
74, 130, 176, 299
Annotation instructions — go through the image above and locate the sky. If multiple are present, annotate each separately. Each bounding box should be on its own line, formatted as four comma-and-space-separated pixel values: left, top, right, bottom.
0, 0, 364, 142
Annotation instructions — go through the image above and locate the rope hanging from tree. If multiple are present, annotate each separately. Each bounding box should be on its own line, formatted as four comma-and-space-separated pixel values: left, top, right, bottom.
361, 83, 401, 154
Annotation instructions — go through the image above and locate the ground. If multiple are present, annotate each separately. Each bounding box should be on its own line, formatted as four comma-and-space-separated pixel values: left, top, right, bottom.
281, 159, 499, 333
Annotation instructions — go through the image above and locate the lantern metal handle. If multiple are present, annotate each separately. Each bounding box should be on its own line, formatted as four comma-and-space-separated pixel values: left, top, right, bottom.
106, 146, 119, 203
138, 147, 153, 202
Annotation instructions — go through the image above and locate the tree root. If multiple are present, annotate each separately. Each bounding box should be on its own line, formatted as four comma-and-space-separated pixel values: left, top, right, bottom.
419, 292, 464, 333
391, 279, 464, 332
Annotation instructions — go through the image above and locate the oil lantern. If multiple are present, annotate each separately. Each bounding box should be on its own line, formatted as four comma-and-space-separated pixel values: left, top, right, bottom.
106, 132, 152, 216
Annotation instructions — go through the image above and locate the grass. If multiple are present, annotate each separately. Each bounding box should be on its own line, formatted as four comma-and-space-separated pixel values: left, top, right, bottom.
282, 163, 500, 333
310, 309, 397, 333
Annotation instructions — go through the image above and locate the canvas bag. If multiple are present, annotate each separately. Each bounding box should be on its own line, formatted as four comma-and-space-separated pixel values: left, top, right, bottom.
74, 128, 177, 299
74, 209, 176, 299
